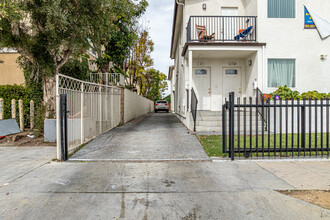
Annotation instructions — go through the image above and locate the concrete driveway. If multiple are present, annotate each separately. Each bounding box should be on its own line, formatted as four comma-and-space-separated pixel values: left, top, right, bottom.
0, 145, 329, 219
1, 114, 330, 219
71, 113, 210, 161
1, 158, 329, 219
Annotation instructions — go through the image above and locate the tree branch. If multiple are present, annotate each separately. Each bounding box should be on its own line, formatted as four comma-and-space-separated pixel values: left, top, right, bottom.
56, 49, 72, 73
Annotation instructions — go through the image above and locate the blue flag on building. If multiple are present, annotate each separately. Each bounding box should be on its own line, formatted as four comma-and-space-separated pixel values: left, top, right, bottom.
304, 6, 316, 29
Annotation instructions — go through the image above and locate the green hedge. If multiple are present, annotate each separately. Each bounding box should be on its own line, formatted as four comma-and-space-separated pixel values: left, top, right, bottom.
0, 84, 33, 127
270, 86, 330, 100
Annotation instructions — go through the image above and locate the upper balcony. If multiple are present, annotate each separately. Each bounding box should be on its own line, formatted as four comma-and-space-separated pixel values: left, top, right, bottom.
186, 16, 257, 43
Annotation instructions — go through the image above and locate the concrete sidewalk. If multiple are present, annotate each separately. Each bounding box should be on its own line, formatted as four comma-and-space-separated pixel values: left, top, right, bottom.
256, 160, 330, 190
71, 113, 210, 161
0, 146, 329, 219
0, 146, 56, 186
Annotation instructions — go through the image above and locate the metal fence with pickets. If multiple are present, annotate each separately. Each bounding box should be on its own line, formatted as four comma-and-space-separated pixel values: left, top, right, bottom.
223, 92, 330, 160
56, 73, 121, 158
89, 73, 125, 86
187, 16, 257, 42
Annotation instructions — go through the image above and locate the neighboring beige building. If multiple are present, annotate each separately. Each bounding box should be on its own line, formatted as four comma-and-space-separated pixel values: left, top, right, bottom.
0, 49, 99, 86
0, 49, 25, 85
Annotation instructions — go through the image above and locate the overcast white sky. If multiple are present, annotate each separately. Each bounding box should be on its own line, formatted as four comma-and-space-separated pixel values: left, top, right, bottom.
141, 0, 174, 96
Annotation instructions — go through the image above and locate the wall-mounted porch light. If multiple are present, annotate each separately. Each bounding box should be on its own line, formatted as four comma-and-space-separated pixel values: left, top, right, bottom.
248, 60, 252, 66
202, 3, 206, 10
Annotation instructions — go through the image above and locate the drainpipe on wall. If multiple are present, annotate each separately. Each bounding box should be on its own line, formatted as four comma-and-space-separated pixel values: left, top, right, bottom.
262, 45, 265, 92
176, 0, 184, 6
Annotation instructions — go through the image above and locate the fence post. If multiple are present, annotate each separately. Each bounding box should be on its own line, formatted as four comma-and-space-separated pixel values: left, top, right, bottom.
229, 92, 235, 160
81, 82, 84, 144
19, 99, 24, 131
301, 104, 306, 148
105, 73, 109, 86
0, 98, 3, 120
59, 94, 68, 161
63, 95, 68, 161
120, 87, 125, 124
99, 85, 102, 134
30, 100, 34, 129
222, 103, 227, 154
11, 99, 16, 118
56, 74, 61, 160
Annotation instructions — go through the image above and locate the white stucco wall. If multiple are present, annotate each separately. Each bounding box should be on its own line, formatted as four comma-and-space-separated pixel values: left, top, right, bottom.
124, 89, 154, 123
171, 0, 330, 119
257, 0, 330, 94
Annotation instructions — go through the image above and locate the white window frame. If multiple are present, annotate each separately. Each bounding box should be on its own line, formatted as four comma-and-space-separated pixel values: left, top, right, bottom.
267, 58, 297, 89
267, 0, 296, 19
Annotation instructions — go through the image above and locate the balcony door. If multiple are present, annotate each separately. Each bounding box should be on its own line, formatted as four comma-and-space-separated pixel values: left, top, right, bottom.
193, 68, 211, 111
221, 7, 238, 40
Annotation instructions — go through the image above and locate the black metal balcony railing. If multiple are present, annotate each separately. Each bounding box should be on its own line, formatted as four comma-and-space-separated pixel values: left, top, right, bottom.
187, 16, 257, 42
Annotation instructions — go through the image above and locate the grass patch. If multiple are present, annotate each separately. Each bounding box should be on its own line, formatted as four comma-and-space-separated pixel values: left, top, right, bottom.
197, 135, 226, 157
197, 134, 330, 158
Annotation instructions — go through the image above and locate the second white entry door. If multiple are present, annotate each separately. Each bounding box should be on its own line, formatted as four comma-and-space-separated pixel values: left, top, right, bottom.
193, 68, 211, 110
223, 67, 242, 100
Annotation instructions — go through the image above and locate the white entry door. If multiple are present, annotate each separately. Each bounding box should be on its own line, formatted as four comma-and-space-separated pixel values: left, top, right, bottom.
193, 68, 211, 110
223, 67, 242, 100
221, 7, 238, 40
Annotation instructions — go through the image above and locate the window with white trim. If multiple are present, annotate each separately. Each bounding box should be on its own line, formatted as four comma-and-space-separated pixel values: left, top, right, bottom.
268, 0, 295, 18
268, 59, 296, 87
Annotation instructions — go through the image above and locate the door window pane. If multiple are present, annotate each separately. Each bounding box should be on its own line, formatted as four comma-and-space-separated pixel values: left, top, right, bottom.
195, 69, 207, 75
226, 69, 238, 75
268, 59, 295, 87
268, 0, 295, 18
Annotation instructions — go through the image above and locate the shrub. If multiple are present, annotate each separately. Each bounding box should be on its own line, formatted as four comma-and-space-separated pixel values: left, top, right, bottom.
270, 86, 300, 100
0, 84, 32, 127
300, 91, 330, 100
269, 86, 330, 100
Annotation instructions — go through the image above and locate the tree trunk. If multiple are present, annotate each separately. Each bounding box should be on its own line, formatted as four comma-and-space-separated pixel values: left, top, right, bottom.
43, 76, 56, 118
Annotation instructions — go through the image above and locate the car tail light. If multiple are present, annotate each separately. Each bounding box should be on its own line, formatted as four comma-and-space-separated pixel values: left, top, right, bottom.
156, 104, 159, 106
165, 104, 168, 105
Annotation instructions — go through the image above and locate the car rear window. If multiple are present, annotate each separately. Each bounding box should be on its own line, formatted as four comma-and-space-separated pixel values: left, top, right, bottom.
156, 101, 167, 103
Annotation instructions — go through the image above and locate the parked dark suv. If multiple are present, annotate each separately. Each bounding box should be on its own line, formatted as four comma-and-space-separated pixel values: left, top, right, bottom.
154, 100, 169, 113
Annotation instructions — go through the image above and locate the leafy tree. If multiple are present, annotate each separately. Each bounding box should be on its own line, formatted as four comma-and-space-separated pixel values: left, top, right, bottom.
0, 0, 148, 116
127, 30, 154, 94
164, 95, 171, 103
145, 68, 168, 101
102, 0, 148, 71
59, 56, 91, 81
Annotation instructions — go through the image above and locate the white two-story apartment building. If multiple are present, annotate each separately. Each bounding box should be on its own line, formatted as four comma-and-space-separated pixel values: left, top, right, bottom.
169, 0, 330, 131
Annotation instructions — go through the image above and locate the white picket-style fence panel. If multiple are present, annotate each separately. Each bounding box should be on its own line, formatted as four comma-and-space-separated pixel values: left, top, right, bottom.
56, 74, 122, 158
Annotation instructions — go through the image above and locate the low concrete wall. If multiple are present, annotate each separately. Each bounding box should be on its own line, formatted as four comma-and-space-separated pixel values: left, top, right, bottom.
44, 118, 97, 143
124, 89, 154, 123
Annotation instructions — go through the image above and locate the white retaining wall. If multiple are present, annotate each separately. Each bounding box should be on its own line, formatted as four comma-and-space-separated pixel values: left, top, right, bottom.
124, 89, 154, 123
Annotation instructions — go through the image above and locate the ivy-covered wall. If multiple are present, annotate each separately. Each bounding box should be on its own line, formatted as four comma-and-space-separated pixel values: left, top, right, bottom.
0, 84, 34, 127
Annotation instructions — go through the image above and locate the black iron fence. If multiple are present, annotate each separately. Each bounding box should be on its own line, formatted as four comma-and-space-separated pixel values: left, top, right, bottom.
223, 92, 330, 160
187, 16, 257, 42
256, 88, 269, 131
59, 94, 68, 161
191, 88, 198, 132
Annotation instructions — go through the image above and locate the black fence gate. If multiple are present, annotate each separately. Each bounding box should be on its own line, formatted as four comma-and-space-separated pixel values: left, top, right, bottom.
191, 88, 198, 132
59, 94, 68, 161
223, 92, 330, 160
